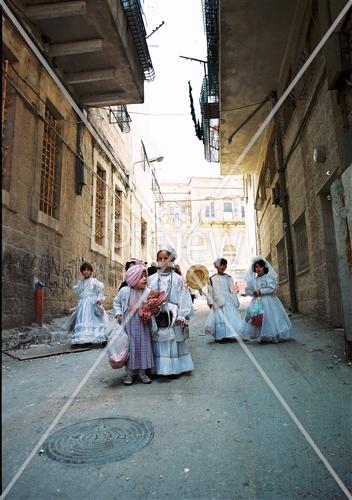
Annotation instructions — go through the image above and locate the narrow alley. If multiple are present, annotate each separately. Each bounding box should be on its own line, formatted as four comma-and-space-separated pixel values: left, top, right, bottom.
2, 0, 352, 498
2, 299, 351, 499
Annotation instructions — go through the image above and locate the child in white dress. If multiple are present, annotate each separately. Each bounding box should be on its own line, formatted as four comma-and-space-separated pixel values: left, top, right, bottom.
71, 262, 109, 345
204, 258, 243, 342
148, 244, 194, 376
242, 256, 292, 342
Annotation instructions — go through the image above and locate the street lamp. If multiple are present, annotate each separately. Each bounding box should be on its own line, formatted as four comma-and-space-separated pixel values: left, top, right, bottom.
149, 156, 164, 163
130, 156, 164, 185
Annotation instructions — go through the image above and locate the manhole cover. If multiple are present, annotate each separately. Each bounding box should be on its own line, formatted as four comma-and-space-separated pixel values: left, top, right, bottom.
42, 417, 154, 465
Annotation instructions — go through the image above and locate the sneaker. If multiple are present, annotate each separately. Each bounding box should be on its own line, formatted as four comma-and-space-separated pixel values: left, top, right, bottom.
139, 375, 152, 384
123, 375, 133, 385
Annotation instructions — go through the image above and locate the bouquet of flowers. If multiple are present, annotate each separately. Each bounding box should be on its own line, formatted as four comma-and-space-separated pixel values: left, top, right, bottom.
139, 289, 168, 322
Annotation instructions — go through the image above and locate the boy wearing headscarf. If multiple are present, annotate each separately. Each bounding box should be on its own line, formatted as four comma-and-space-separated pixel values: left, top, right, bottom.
113, 264, 155, 385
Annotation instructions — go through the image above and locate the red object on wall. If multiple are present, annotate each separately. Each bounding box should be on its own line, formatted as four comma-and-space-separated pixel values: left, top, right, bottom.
35, 287, 44, 325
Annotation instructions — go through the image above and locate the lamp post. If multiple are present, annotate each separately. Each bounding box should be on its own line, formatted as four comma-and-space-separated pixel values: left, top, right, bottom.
132, 155, 164, 173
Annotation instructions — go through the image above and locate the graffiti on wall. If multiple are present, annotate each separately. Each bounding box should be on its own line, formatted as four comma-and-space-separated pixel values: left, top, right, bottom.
2, 249, 124, 297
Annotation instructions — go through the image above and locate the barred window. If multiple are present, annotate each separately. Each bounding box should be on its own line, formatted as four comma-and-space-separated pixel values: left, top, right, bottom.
114, 188, 122, 254
141, 218, 147, 247
95, 166, 106, 245
276, 238, 288, 281
40, 106, 62, 218
293, 213, 310, 272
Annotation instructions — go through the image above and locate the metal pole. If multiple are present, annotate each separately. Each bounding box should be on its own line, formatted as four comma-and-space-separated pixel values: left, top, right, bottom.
154, 199, 158, 254
271, 91, 298, 313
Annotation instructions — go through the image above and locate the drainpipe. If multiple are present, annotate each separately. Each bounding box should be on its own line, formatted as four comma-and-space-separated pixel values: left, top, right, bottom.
75, 122, 85, 195
271, 91, 298, 313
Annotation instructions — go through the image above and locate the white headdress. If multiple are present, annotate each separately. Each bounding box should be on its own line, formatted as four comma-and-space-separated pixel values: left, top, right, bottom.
244, 255, 277, 283
157, 243, 177, 261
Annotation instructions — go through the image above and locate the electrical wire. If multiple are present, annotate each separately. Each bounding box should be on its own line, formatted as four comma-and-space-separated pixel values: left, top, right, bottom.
222, 100, 268, 112
128, 111, 189, 116
157, 197, 244, 203
3, 72, 136, 199
227, 94, 272, 144
6, 60, 83, 124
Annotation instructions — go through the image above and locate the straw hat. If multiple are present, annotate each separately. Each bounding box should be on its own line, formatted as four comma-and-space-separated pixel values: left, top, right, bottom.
186, 265, 209, 290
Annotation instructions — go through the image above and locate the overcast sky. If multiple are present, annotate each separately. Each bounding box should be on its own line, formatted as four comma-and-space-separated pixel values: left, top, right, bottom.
129, 0, 221, 180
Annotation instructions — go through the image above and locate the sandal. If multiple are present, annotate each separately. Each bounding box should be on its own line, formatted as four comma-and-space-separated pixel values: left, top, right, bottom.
123, 375, 133, 385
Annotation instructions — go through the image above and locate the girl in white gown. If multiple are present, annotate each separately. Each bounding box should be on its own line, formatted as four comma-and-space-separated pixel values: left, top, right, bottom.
148, 244, 194, 376
242, 256, 292, 342
204, 258, 243, 341
71, 262, 109, 345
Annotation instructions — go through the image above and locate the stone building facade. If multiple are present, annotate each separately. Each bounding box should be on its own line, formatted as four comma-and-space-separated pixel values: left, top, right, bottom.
156, 176, 248, 282
250, 2, 352, 339
205, 0, 352, 356
2, 2, 157, 328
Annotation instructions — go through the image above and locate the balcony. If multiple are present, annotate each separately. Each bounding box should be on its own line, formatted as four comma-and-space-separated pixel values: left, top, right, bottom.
200, 211, 245, 226
200, 0, 219, 163
10, 0, 154, 106
219, 0, 300, 174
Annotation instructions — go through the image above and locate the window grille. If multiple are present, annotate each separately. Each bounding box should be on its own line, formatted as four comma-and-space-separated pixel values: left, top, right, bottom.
2, 59, 10, 189
40, 107, 59, 217
114, 188, 122, 254
141, 218, 147, 247
293, 213, 310, 272
263, 143, 276, 188
276, 238, 288, 281
95, 166, 105, 245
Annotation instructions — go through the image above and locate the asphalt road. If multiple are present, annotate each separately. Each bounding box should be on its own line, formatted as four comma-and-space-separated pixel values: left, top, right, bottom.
2, 298, 351, 499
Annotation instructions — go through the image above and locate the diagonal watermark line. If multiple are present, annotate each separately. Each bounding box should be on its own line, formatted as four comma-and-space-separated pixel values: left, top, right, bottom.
2, 2, 352, 498
1, 297, 147, 499
209, 302, 352, 500
231, 0, 352, 170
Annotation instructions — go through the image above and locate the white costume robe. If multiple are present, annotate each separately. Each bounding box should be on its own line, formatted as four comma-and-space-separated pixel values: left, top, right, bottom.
148, 270, 195, 375
205, 273, 243, 339
242, 273, 292, 341
71, 277, 108, 344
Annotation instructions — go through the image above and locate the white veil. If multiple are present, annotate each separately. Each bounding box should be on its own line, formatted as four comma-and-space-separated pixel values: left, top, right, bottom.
244, 255, 277, 283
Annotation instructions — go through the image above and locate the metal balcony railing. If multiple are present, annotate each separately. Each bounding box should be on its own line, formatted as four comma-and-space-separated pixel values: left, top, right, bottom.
108, 105, 132, 133
200, 0, 219, 163
201, 0, 219, 98
121, 0, 155, 81
200, 76, 219, 162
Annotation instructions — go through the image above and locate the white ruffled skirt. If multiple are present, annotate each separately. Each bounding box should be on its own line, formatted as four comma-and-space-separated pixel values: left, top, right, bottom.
152, 330, 194, 375
71, 296, 109, 344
